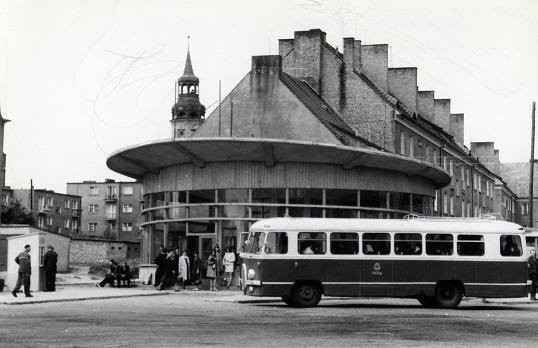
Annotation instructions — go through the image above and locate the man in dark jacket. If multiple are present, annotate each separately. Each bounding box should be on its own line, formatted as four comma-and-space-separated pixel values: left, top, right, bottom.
529, 248, 537, 300
12, 244, 32, 297
153, 246, 167, 288
43, 245, 58, 292
116, 261, 132, 287
96, 260, 118, 287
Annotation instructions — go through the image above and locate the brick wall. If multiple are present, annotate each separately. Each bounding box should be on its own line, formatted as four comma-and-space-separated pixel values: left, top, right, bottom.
70, 238, 140, 265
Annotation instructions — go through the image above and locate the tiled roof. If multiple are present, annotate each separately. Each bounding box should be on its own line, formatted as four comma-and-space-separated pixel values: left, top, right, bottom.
280, 72, 382, 149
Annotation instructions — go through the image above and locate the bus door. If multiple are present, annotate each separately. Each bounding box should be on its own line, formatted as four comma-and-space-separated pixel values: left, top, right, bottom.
325, 232, 360, 296
294, 232, 328, 285
360, 233, 393, 297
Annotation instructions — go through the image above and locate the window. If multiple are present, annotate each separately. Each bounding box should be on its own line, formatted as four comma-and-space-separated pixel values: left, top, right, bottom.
461, 201, 465, 217
425, 145, 430, 162
89, 204, 98, 213
443, 156, 448, 170
64, 219, 70, 229
500, 235, 522, 256
330, 233, 359, 255
122, 186, 134, 195
450, 192, 454, 215
298, 232, 326, 255
400, 131, 406, 155
433, 150, 438, 166
478, 175, 482, 192
72, 219, 79, 229
457, 235, 484, 256
122, 222, 133, 232
426, 234, 453, 255
409, 136, 414, 158
122, 204, 133, 213
89, 223, 97, 232
90, 186, 99, 195
522, 203, 529, 215
461, 166, 465, 183
362, 233, 390, 255
265, 232, 288, 254
46, 217, 53, 226
394, 233, 422, 255
177, 129, 185, 137
434, 191, 438, 212
64, 200, 71, 209
466, 169, 470, 187
73, 200, 79, 210
449, 159, 453, 176
443, 193, 448, 214
247, 232, 265, 254
473, 173, 477, 190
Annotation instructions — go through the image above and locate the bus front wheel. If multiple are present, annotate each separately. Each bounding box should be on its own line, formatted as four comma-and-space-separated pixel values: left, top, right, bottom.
292, 282, 322, 308
435, 282, 463, 309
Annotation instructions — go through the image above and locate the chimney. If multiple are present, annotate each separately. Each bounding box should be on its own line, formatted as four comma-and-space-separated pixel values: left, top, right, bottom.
388, 67, 418, 114
433, 99, 450, 132
418, 91, 435, 122
343, 38, 361, 72
360, 44, 388, 91
251, 55, 282, 73
449, 113, 464, 144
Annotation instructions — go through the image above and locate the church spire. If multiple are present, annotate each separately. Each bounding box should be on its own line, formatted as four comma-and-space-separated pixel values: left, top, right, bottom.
179, 37, 199, 84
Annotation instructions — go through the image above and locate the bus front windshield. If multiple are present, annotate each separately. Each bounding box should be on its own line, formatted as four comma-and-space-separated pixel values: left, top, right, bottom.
246, 232, 266, 254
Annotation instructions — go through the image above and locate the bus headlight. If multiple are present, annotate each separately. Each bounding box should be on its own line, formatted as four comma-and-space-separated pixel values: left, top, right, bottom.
247, 268, 256, 279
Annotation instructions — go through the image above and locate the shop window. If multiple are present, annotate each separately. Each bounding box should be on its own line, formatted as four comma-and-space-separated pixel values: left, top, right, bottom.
330, 232, 359, 255
426, 234, 453, 255
289, 188, 322, 217
361, 190, 386, 208
362, 233, 390, 255
394, 233, 422, 255
457, 235, 484, 256
251, 188, 285, 219
298, 232, 326, 255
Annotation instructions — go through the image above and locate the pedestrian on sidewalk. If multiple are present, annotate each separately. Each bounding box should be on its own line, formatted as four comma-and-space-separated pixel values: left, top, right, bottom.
191, 252, 202, 290
214, 245, 222, 286
12, 245, 32, 297
207, 250, 217, 291
43, 245, 58, 292
153, 245, 167, 288
97, 259, 118, 288
158, 250, 177, 291
176, 250, 190, 291
529, 248, 537, 300
224, 246, 236, 289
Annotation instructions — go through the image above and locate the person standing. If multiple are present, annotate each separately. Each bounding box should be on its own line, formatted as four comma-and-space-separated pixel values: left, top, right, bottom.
214, 245, 222, 287
207, 251, 217, 291
529, 248, 537, 301
12, 244, 32, 297
153, 246, 167, 288
191, 252, 202, 290
157, 250, 177, 291
176, 250, 190, 291
43, 245, 58, 292
223, 247, 236, 289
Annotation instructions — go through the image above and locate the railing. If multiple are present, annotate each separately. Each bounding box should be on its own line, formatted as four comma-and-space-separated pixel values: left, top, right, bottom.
72, 209, 81, 217
105, 213, 117, 220
105, 194, 117, 201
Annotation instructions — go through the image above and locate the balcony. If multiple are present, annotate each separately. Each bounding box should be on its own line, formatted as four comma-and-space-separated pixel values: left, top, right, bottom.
38, 205, 53, 214
104, 194, 117, 202
105, 213, 117, 221
72, 209, 81, 217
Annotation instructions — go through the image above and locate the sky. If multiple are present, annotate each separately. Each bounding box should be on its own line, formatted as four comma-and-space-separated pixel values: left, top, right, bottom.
0, 0, 537, 193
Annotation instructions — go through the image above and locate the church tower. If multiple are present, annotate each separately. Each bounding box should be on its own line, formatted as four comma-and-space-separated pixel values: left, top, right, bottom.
171, 45, 206, 138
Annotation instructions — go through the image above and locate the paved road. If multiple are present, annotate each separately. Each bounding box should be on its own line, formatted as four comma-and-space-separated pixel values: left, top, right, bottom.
0, 294, 537, 347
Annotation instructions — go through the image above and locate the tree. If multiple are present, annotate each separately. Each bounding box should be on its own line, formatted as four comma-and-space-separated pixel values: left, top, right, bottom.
1, 199, 36, 225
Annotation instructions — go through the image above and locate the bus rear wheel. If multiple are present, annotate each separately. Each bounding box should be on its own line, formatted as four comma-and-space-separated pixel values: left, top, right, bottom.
435, 282, 463, 309
292, 282, 322, 308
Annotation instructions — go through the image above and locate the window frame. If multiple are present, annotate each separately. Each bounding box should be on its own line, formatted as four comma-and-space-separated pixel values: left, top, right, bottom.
330, 232, 359, 255
298, 232, 327, 255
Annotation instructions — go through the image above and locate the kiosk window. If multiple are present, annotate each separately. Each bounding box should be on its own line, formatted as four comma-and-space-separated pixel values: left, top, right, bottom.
298, 232, 326, 255
500, 235, 522, 256
426, 234, 453, 255
394, 233, 422, 255
457, 235, 484, 256
265, 232, 288, 254
362, 233, 390, 255
330, 233, 359, 255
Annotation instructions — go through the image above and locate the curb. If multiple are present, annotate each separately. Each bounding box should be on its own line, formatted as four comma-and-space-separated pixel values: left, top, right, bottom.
1, 291, 171, 306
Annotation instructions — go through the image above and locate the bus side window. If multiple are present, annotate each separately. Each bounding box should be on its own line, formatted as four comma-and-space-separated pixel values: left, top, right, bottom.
457, 235, 484, 256
362, 233, 390, 255
394, 233, 422, 255
330, 232, 359, 254
426, 234, 453, 255
500, 235, 522, 257
265, 232, 288, 254
298, 232, 326, 255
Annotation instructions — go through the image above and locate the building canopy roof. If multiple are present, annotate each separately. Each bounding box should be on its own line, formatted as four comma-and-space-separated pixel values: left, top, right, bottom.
106, 137, 450, 188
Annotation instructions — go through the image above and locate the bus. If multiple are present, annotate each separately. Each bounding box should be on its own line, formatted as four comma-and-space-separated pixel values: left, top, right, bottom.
240, 217, 530, 308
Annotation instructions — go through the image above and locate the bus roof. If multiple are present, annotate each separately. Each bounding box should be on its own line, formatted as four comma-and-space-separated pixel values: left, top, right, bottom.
250, 218, 524, 234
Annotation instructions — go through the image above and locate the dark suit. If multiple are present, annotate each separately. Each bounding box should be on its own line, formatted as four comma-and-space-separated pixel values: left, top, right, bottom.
13, 251, 31, 296
43, 250, 58, 291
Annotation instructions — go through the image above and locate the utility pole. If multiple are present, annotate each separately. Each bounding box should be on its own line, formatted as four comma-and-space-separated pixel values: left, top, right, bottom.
529, 101, 536, 227
218, 80, 221, 136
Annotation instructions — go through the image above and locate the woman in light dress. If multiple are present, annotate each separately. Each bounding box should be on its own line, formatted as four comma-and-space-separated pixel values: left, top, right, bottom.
207, 250, 217, 291
223, 247, 236, 289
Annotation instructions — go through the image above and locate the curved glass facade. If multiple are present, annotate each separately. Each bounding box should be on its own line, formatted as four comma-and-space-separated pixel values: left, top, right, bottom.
140, 187, 432, 263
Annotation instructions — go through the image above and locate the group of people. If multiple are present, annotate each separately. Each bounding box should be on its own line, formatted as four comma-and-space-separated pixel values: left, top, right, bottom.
11, 244, 58, 297
96, 260, 132, 288
153, 245, 236, 291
